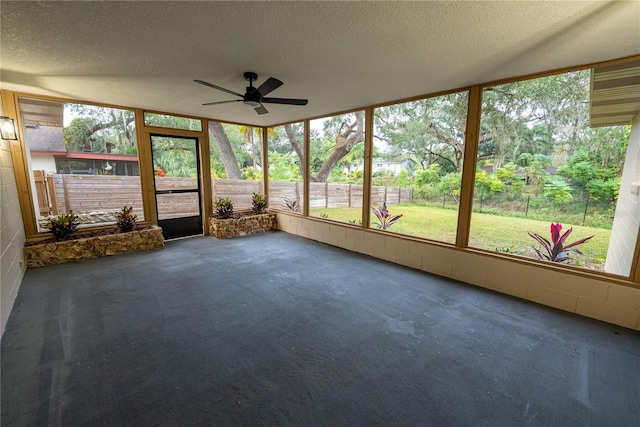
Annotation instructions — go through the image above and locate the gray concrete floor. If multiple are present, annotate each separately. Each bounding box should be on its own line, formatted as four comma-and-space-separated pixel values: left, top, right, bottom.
2, 231, 639, 426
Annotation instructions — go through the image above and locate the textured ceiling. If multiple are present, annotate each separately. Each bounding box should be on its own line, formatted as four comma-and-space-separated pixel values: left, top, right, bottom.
1, 1, 639, 127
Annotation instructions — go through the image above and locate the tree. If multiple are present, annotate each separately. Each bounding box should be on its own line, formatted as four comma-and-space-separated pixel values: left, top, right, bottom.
557, 150, 598, 197
63, 103, 136, 155
283, 123, 305, 177
208, 121, 242, 179
374, 93, 468, 173
310, 111, 365, 182
152, 136, 197, 178
517, 153, 551, 194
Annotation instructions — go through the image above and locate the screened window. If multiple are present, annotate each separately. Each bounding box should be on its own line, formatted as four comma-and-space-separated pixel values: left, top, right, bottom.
208, 121, 263, 210
309, 111, 365, 224
267, 123, 305, 213
469, 60, 639, 277
372, 92, 468, 242
19, 97, 144, 231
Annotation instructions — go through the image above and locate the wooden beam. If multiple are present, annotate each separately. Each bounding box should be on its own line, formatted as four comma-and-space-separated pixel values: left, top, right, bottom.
134, 109, 158, 225
362, 106, 374, 229
456, 85, 481, 248
200, 119, 212, 234
261, 126, 269, 206
303, 119, 310, 217
1, 90, 38, 237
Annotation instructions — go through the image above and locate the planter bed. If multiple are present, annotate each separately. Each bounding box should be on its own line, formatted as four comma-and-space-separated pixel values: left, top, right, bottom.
24, 225, 165, 268
208, 213, 277, 238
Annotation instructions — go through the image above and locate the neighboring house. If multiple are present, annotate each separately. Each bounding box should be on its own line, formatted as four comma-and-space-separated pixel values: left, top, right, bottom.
348, 157, 410, 175
26, 124, 140, 176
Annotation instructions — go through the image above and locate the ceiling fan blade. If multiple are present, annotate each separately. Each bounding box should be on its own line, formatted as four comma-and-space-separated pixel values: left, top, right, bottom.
256, 77, 283, 96
254, 104, 269, 115
194, 79, 243, 97
202, 99, 242, 106
261, 97, 309, 106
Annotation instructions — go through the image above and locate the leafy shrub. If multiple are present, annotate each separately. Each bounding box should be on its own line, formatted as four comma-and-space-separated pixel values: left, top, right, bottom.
528, 222, 594, 263
116, 205, 137, 232
544, 177, 573, 203
214, 197, 234, 219
371, 203, 403, 230
251, 193, 267, 214
46, 211, 79, 241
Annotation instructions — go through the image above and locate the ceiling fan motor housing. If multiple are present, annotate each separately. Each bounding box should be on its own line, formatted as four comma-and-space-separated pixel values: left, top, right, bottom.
244, 86, 262, 107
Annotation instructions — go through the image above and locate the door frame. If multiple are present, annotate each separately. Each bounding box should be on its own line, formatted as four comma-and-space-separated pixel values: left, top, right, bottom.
151, 133, 203, 239
136, 113, 212, 238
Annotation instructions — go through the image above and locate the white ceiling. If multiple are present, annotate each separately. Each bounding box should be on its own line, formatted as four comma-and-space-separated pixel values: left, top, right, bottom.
1, 1, 639, 127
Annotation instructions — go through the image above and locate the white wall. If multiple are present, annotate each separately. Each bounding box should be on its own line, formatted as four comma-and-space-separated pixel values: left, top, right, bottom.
30, 154, 57, 174
605, 114, 640, 276
0, 121, 27, 335
277, 213, 640, 330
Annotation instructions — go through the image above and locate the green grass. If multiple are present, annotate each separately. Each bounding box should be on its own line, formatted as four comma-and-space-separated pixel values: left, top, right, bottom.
310, 205, 611, 268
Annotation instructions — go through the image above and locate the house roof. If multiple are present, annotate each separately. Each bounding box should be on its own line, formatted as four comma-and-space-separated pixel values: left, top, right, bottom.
24, 125, 65, 153
1, 1, 639, 127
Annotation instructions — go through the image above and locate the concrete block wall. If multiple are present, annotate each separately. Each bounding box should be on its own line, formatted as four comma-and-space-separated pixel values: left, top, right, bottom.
277, 213, 640, 331
1, 134, 27, 335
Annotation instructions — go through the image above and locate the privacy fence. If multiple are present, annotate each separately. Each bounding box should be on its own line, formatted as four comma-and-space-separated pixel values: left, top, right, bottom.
35, 173, 413, 219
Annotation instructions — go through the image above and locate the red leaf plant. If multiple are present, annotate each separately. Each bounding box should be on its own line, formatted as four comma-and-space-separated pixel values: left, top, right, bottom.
528, 223, 594, 263
371, 203, 403, 230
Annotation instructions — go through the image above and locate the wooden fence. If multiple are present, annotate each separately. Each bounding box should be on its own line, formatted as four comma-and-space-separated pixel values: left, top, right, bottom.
38, 174, 411, 218
270, 181, 412, 209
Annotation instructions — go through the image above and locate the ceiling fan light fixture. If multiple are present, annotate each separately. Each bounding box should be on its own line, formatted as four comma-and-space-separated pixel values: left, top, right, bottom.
243, 100, 261, 108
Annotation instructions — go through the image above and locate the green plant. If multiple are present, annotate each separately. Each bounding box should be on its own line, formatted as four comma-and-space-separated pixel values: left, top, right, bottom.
495, 244, 524, 255
46, 211, 79, 241
283, 197, 300, 213
214, 197, 234, 219
116, 205, 137, 232
528, 222, 594, 263
320, 212, 329, 219
371, 202, 403, 230
251, 192, 267, 214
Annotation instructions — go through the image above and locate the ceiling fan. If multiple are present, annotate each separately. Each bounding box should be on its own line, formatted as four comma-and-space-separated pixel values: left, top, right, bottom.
194, 72, 308, 115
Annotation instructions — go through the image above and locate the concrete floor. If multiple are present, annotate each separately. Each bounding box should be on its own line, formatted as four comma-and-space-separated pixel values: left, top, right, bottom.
2, 231, 639, 426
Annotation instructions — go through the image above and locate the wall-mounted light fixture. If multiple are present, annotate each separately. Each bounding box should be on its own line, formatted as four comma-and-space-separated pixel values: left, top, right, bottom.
0, 116, 18, 140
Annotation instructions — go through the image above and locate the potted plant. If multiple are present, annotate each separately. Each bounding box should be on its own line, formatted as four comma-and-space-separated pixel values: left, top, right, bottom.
214, 197, 234, 219
251, 192, 267, 214
46, 211, 80, 240
116, 205, 138, 232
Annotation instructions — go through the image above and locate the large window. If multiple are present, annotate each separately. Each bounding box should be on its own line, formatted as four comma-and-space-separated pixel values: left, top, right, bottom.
469, 61, 639, 276
372, 92, 469, 242
268, 122, 305, 213
19, 97, 144, 231
208, 121, 263, 210
309, 111, 365, 224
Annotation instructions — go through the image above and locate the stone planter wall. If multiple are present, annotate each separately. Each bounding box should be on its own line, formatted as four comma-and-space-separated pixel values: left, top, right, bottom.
209, 213, 277, 238
24, 225, 165, 268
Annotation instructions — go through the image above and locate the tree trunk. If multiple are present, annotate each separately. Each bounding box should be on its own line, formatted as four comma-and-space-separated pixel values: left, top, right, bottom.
312, 111, 364, 183
284, 124, 305, 176
208, 121, 242, 179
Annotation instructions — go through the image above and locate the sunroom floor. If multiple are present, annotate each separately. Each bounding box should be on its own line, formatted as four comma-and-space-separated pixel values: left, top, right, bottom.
2, 231, 639, 425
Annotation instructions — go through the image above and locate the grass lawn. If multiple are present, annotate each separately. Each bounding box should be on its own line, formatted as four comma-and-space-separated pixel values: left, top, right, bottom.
310, 205, 611, 268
